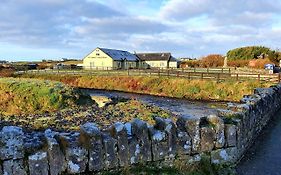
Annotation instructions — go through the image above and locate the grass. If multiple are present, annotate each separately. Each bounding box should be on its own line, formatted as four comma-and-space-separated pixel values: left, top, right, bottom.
17, 74, 273, 102
0, 97, 175, 131
0, 77, 92, 116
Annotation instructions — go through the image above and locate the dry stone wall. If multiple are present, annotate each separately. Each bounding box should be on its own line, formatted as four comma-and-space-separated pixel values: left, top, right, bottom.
1, 83, 281, 174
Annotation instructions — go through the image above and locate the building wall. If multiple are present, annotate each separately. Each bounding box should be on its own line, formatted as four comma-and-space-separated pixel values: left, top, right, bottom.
141, 60, 168, 68
169, 61, 178, 68
83, 48, 114, 69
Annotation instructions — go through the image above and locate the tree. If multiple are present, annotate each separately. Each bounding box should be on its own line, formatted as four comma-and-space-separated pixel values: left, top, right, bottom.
226, 46, 274, 61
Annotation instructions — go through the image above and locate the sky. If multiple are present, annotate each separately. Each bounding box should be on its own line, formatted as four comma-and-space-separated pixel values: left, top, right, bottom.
1, 0, 281, 61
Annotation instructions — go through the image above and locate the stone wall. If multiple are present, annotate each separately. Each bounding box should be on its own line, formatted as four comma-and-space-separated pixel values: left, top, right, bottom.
1, 83, 281, 175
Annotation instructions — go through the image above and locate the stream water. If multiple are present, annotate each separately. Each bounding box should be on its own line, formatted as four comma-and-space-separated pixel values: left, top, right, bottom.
83, 89, 229, 119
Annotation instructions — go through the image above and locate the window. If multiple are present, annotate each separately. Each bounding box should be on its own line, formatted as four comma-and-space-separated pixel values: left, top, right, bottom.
90, 62, 95, 69
96, 53, 100, 56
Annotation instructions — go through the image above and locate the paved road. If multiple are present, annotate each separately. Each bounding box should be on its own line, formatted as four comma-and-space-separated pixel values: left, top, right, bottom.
236, 109, 281, 175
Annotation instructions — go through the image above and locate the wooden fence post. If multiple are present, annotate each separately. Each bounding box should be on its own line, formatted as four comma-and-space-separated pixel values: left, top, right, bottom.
278, 73, 281, 83
127, 69, 129, 76
258, 74, 260, 82
201, 73, 203, 80
167, 69, 170, 77
236, 74, 239, 81
217, 73, 220, 82
158, 68, 160, 77
188, 72, 191, 80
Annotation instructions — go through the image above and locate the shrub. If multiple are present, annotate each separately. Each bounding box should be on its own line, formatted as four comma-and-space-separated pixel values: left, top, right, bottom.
199, 54, 224, 67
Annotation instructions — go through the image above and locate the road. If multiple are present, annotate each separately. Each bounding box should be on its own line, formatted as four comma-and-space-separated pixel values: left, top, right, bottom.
236, 109, 281, 175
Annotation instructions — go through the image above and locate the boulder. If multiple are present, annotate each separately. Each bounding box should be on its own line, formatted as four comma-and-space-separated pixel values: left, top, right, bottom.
150, 129, 168, 161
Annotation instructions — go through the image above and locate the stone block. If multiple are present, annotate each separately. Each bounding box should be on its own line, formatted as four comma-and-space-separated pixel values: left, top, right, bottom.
131, 119, 152, 162
108, 122, 129, 167
176, 131, 191, 156
207, 115, 225, 148
225, 124, 237, 147
0, 126, 24, 160
200, 127, 215, 152
3, 159, 26, 175
28, 151, 49, 175
211, 147, 238, 164
150, 129, 168, 161
154, 117, 177, 158
103, 134, 118, 169
80, 122, 104, 171
186, 118, 201, 153
58, 132, 88, 174
24, 132, 45, 155
45, 129, 66, 175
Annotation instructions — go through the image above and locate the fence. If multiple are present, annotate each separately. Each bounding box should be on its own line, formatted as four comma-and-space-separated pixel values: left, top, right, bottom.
16, 67, 281, 83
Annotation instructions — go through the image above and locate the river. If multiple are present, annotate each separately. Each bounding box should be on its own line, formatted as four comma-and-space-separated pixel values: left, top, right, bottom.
236, 109, 281, 175
83, 89, 229, 119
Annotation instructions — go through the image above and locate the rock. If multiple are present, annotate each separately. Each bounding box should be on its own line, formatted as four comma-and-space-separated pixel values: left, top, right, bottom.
150, 129, 168, 161
103, 134, 118, 169
211, 147, 238, 164
207, 115, 225, 148
128, 137, 139, 165
58, 132, 88, 174
176, 131, 191, 155
3, 159, 26, 175
108, 122, 129, 167
28, 151, 49, 175
131, 119, 152, 162
185, 118, 201, 153
154, 118, 177, 158
225, 124, 237, 147
91, 95, 112, 108
200, 127, 215, 152
44, 129, 66, 175
80, 122, 104, 171
24, 132, 45, 155
0, 126, 24, 160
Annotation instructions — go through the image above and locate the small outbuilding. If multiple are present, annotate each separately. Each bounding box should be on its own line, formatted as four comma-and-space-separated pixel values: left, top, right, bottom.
136, 53, 178, 69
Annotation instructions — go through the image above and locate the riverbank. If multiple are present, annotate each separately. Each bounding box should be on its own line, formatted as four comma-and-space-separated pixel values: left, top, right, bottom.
0, 78, 93, 115
16, 74, 273, 102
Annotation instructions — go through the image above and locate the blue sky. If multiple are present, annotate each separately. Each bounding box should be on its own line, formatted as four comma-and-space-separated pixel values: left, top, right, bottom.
1, 0, 281, 61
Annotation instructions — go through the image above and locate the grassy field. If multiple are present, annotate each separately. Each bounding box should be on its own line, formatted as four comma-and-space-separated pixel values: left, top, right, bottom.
0, 78, 92, 115
17, 74, 274, 102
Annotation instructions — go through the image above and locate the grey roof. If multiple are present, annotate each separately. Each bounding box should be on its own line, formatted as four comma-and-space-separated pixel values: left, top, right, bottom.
136, 53, 177, 61
99, 48, 138, 61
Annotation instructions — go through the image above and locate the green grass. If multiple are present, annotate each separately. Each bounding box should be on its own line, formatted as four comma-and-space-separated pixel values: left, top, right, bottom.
17, 74, 273, 102
0, 77, 92, 115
